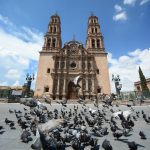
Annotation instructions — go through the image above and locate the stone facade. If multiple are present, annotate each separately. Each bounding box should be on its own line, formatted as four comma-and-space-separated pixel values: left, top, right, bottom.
34, 14, 111, 100
134, 78, 150, 91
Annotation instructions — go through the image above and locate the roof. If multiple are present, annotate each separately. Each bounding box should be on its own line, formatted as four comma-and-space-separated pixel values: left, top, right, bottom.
134, 78, 150, 85
64, 40, 83, 47
0, 86, 22, 90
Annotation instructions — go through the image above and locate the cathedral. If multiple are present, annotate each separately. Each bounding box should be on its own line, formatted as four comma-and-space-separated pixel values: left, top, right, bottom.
34, 14, 111, 100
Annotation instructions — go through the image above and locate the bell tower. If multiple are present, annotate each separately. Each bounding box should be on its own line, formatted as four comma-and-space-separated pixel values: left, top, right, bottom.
85, 15, 111, 95
86, 15, 104, 51
35, 14, 62, 98
43, 14, 62, 51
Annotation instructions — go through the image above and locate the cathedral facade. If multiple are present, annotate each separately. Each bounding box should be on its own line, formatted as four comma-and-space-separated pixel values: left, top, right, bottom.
34, 14, 111, 100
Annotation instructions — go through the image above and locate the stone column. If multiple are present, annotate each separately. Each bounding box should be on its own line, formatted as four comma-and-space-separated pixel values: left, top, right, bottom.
85, 57, 88, 71
62, 77, 66, 99
100, 37, 104, 49
78, 76, 83, 97
58, 58, 61, 72
85, 76, 89, 99
64, 57, 67, 73
79, 58, 82, 72
51, 76, 54, 99
44, 37, 47, 47
91, 77, 95, 94
90, 59, 93, 71
91, 76, 96, 99
56, 76, 60, 99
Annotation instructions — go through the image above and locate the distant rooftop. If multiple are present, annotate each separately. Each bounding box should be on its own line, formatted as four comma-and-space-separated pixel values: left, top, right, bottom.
134, 78, 150, 85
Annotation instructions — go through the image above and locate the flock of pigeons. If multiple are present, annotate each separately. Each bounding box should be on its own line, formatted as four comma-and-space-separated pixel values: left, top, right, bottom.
0, 97, 150, 150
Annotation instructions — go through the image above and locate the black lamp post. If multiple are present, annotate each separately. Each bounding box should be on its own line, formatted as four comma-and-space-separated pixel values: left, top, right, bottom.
112, 74, 122, 99
23, 73, 35, 97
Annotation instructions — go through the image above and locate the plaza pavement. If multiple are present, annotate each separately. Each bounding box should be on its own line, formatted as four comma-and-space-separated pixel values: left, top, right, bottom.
0, 103, 150, 150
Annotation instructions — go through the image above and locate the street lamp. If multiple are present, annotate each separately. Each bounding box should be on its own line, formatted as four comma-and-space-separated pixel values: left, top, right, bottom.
112, 74, 122, 99
23, 73, 35, 97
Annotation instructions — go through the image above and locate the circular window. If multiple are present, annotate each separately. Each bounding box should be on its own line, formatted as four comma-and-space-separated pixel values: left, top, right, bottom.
70, 62, 76, 68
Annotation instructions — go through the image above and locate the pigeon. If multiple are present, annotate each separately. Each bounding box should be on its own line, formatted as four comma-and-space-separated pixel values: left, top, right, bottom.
9, 122, 15, 127
72, 75, 82, 88
139, 131, 146, 139
5, 118, 14, 124
0, 131, 5, 134
38, 119, 64, 133
21, 130, 33, 143
31, 129, 42, 150
113, 131, 123, 139
0, 125, 4, 130
71, 139, 81, 150
37, 101, 47, 110
113, 110, 132, 119
128, 141, 138, 150
9, 109, 14, 113
89, 108, 97, 114
102, 139, 113, 150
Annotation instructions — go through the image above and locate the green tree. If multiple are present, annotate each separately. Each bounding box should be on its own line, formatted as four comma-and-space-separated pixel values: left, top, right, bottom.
138, 66, 150, 97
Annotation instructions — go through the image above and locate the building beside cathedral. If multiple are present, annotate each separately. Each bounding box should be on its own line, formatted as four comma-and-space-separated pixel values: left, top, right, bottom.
34, 14, 111, 100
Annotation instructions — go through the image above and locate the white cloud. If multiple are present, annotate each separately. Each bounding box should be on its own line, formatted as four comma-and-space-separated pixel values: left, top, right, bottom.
123, 0, 137, 6
140, 0, 150, 5
13, 80, 20, 86
0, 81, 8, 86
0, 14, 43, 88
113, 11, 127, 21
6, 69, 21, 80
108, 48, 150, 92
114, 4, 123, 12
0, 14, 14, 26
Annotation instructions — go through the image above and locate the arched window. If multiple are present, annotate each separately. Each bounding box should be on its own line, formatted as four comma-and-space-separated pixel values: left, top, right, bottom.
52, 38, 56, 47
82, 62, 85, 69
47, 68, 50, 73
60, 79, 64, 91
88, 79, 92, 91
50, 27, 52, 32
92, 28, 94, 33
61, 62, 65, 69
82, 79, 86, 91
92, 39, 95, 48
88, 62, 91, 69
56, 61, 59, 69
97, 69, 99, 74
44, 86, 49, 92
47, 38, 51, 47
95, 28, 97, 33
97, 39, 100, 48
54, 26, 56, 33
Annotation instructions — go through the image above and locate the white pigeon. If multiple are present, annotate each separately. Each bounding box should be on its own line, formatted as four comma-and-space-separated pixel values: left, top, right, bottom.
113, 110, 132, 119
38, 119, 64, 133
89, 108, 97, 114
72, 75, 81, 86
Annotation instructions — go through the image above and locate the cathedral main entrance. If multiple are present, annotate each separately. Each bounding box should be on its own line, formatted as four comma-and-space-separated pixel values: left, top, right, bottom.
67, 81, 78, 100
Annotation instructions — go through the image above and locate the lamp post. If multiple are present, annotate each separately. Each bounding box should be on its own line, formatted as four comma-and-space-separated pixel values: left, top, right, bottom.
23, 73, 35, 97
112, 74, 122, 99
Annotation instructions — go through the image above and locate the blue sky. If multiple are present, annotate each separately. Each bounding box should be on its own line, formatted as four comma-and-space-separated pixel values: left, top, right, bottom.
0, 0, 150, 91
